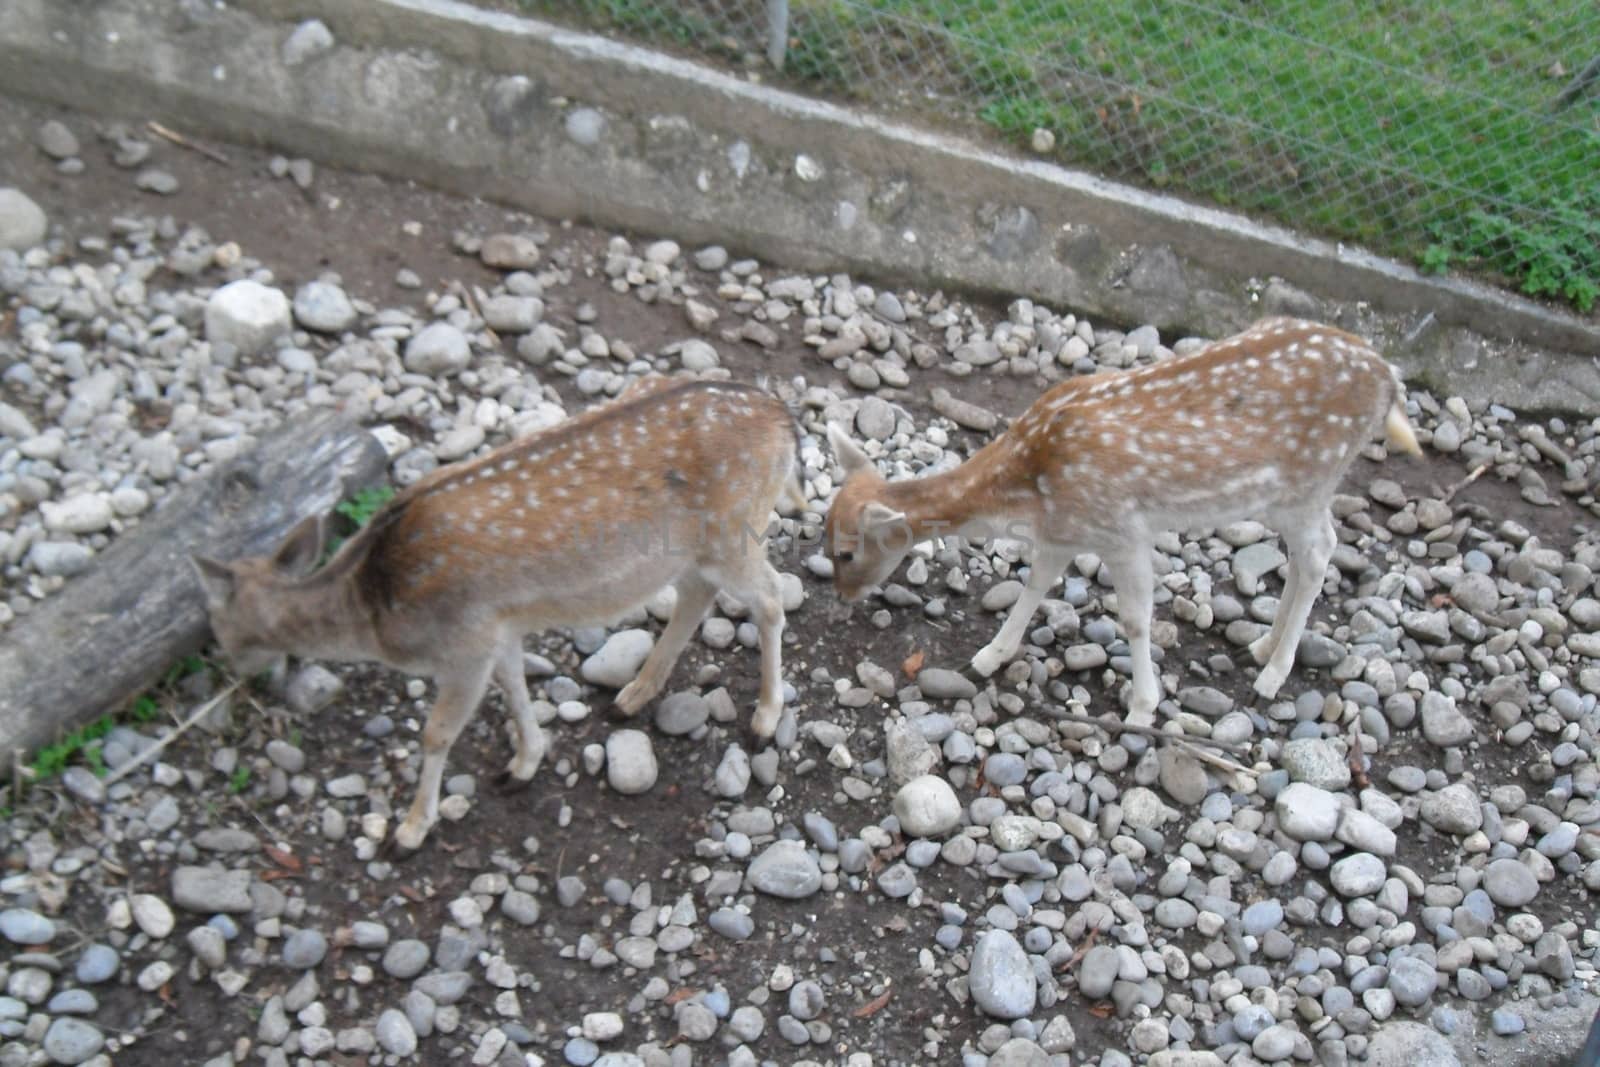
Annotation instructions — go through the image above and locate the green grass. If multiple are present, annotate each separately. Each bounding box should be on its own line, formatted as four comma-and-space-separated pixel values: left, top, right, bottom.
322, 484, 397, 562
20, 655, 214, 790
336, 485, 398, 527
516, 0, 1598, 311
29, 715, 117, 781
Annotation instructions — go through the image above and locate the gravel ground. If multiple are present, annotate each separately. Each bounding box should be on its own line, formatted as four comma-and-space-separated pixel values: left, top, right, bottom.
2, 94, 1599, 1067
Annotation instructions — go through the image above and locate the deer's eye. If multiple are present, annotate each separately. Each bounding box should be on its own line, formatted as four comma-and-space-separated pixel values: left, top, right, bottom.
837, 550, 856, 564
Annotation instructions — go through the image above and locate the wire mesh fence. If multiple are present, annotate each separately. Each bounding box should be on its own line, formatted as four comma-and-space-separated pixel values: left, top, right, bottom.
520, 0, 1600, 314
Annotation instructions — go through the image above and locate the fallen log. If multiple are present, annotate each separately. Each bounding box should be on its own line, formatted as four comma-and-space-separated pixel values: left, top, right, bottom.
0, 410, 388, 774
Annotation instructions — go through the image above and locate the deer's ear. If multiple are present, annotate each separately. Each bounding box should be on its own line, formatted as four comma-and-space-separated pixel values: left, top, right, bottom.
827, 423, 873, 476
861, 502, 908, 531
190, 556, 236, 606
271, 514, 327, 576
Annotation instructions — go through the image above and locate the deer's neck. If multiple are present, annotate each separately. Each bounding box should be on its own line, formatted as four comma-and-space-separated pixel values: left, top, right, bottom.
881, 443, 1032, 540
263, 574, 381, 664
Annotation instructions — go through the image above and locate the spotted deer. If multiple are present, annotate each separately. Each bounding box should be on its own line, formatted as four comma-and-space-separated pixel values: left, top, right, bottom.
193, 378, 801, 851
824, 318, 1420, 723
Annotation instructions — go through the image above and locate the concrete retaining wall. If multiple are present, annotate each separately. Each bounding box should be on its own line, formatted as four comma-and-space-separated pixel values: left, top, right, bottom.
2, 0, 1597, 409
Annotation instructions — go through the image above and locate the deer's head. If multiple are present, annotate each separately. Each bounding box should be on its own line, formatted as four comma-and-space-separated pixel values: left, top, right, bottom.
190, 514, 328, 676
823, 424, 915, 601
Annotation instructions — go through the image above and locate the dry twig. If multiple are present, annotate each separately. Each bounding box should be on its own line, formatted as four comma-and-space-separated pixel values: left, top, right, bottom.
453, 282, 500, 348
101, 680, 242, 787
854, 987, 894, 1018
1347, 717, 1371, 790
1051, 706, 1250, 753
1055, 926, 1100, 972
1440, 460, 1492, 504
1170, 738, 1259, 780
145, 121, 231, 166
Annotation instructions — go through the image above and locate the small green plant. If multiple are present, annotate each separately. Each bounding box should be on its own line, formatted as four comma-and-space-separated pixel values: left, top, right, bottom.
16, 651, 220, 805
226, 766, 252, 794
29, 714, 117, 782
82, 742, 107, 779
323, 484, 397, 562
335, 485, 397, 528
163, 654, 210, 687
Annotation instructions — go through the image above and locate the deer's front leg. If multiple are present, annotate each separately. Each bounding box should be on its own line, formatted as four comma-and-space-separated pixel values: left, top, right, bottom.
967, 547, 1070, 679
615, 574, 716, 716
394, 660, 493, 852
745, 565, 788, 740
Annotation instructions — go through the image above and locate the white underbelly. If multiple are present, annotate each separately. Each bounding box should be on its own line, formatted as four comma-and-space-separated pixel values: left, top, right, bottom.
501, 553, 694, 631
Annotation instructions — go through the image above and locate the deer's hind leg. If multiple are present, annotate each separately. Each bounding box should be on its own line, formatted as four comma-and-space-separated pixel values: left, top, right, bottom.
704, 553, 787, 739
1253, 506, 1336, 701
1103, 543, 1160, 726
494, 633, 548, 788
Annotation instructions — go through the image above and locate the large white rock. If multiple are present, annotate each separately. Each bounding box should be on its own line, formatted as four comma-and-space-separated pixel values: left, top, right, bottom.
892, 775, 962, 838
1336, 807, 1397, 857
0, 188, 47, 251
1120, 786, 1177, 830
403, 322, 472, 376
1274, 782, 1342, 842
41, 494, 113, 535
292, 280, 358, 333
746, 840, 822, 899
968, 930, 1037, 1020
205, 280, 291, 357
282, 18, 335, 66
581, 629, 655, 689
0, 401, 37, 440
604, 730, 658, 795
1330, 852, 1388, 897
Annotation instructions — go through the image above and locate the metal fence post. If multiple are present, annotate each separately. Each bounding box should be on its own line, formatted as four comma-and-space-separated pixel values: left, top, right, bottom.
766, 0, 789, 70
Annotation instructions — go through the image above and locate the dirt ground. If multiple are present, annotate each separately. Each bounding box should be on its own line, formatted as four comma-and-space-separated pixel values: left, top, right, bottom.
3, 90, 1596, 1066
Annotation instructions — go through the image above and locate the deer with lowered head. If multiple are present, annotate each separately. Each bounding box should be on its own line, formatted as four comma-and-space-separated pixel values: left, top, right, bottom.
193, 378, 802, 851
824, 318, 1419, 723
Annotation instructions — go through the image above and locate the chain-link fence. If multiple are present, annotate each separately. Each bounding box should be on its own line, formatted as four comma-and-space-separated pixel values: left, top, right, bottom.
515, 0, 1599, 314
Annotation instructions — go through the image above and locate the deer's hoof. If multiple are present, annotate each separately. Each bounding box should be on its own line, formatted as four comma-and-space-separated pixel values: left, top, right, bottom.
613, 679, 656, 717
379, 835, 422, 862
1253, 668, 1287, 702
749, 707, 782, 744
1247, 633, 1275, 666
494, 769, 537, 795
611, 685, 653, 718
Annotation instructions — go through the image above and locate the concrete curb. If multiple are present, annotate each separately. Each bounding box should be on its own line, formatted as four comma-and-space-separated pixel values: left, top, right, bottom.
2, 0, 1597, 409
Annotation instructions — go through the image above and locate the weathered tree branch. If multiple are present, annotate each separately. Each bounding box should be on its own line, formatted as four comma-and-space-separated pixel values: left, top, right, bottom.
0, 410, 387, 773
